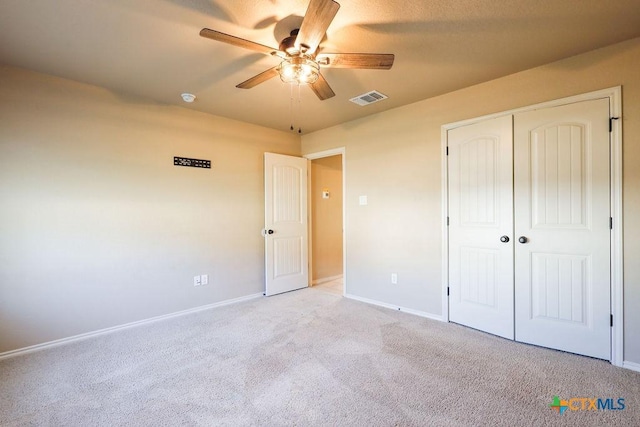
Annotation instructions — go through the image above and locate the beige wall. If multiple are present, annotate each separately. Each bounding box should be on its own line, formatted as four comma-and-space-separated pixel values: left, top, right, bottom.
3, 36, 640, 364
301, 37, 640, 364
0, 66, 300, 353
310, 155, 343, 282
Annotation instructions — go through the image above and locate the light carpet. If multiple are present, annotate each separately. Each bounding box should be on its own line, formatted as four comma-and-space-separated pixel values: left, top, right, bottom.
1, 288, 639, 426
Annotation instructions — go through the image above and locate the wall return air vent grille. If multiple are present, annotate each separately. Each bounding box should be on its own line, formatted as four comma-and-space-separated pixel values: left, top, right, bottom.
349, 90, 388, 106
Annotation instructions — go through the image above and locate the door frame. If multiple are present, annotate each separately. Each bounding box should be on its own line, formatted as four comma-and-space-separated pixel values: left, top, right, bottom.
304, 147, 347, 296
441, 87, 623, 366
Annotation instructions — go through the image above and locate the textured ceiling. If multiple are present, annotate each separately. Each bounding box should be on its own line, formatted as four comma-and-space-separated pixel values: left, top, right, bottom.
1, 0, 640, 133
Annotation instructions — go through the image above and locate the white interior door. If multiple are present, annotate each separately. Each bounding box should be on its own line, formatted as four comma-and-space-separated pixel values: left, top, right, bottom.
264, 153, 309, 296
514, 98, 611, 360
448, 115, 515, 339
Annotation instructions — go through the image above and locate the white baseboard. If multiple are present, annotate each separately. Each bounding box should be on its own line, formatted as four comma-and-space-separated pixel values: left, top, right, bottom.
623, 360, 640, 373
0, 292, 263, 361
344, 293, 444, 322
312, 274, 343, 285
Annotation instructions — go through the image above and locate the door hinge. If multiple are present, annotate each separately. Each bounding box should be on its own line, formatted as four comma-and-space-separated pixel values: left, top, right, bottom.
610, 314, 614, 327
447, 287, 450, 296
446, 146, 449, 156
610, 217, 613, 230
609, 117, 619, 132
447, 217, 450, 226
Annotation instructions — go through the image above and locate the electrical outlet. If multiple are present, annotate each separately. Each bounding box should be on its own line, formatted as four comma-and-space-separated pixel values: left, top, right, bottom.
391, 273, 398, 284
193, 275, 201, 286
201, 274, 209, 285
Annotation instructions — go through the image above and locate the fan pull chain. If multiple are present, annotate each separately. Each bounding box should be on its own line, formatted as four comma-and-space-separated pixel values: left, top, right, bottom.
297, 84, 302, 134
289, 84, 294, 131
288, 84, 303, 134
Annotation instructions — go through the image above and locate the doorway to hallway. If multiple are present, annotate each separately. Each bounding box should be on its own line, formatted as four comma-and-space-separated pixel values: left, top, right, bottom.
306, 149, 345, 295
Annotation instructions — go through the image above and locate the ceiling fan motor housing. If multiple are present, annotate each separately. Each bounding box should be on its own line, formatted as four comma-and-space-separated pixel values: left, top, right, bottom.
279, 29, 311, 56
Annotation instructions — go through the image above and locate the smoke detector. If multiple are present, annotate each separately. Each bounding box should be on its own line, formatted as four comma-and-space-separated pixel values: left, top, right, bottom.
181, 93, 196, 103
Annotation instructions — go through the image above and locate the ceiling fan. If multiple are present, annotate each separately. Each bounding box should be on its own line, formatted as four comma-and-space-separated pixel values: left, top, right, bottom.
199, 0, 394, 101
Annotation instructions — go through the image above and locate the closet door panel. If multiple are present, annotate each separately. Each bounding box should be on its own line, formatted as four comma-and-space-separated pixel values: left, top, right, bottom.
448, 115, 514, 339
514, 98, 611, 360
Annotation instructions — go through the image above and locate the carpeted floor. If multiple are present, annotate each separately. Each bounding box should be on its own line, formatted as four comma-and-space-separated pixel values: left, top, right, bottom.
1, 288, 639, 426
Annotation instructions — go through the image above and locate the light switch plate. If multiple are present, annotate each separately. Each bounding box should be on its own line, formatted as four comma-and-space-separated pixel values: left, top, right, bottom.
359, 195, 368, 206
201, 274, 209, 285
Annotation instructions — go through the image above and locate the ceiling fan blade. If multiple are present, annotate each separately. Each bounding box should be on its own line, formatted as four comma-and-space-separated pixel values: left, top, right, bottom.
296, 0, 340, 54
309, 73, 335, 100
236, 67, 280, 89
200, 28, 277, 55
317, 53, 394, 69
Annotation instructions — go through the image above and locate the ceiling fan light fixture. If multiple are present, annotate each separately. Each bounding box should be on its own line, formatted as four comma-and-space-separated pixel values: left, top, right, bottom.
277, 56, 320, 85
199, 0, 393, 101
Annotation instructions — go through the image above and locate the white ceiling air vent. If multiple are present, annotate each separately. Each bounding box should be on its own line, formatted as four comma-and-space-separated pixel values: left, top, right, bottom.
349, 90, 388, 106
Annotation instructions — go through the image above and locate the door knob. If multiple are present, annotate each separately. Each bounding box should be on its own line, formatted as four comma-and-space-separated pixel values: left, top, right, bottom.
518, 236, 528, 244
267, 229, 274, 234
500, 235, 510, 243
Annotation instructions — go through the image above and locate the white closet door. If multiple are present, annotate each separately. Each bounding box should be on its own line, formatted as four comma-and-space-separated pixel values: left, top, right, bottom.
448, 115, 514, 339
514, 98, 611, 360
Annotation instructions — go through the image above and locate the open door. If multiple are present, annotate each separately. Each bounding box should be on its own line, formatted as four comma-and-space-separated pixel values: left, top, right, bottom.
264, 152, 309, 296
